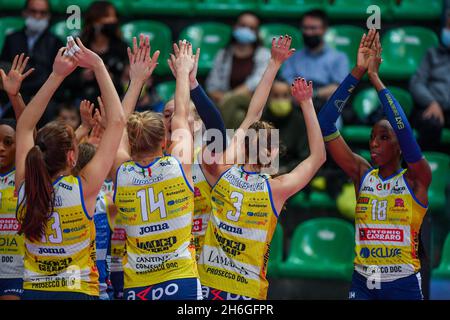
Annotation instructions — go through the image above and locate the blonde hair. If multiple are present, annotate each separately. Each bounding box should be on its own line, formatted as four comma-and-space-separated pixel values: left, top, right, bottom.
127, 111, 165, 156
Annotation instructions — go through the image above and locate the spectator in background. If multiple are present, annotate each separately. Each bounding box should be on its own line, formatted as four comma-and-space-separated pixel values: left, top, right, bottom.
281, 10, 349, 109
206, 12, 270, 128
72, 1, 128, 102
0, 0, 63, 116
56, 102, 81, 130
410, 11, 450, 151
261, 79, 308, 172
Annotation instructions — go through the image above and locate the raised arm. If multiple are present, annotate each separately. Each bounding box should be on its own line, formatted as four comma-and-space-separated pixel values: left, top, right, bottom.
0, 53, 35, 120
111, 35, 159, 178
122, 34, 159, 117
368, 34, 431, 202
239, 36, 295, 130
74, 38, 126, 216
270, 78, 326, 211
168, 42, 227, 151
15, 48, 77, 187
169, 41, 195, 172
220, 36, 295, 166
318, 29, 377, 186
75, 99, 96, 143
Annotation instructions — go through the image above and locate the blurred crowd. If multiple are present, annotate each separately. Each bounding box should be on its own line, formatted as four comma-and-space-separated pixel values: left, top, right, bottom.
0, 0, 449, 172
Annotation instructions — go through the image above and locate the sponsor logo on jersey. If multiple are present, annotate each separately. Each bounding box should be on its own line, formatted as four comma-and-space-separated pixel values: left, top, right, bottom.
0, 218, 20, 231
0, 237, 18, 247
359, 247, 402, 259
159, 160, 172, 167
357, 197, 370, 204
359, 228, 404, 242
136, 236, 177, 252
362, 186, 374, 192
194, 187, 201, 197
167, 197, 189, 206
394, 198, 405, 207
139, 223, 170, 235
214, 229, 246, 256
218, 222, 242, 235
38, 247, 67, 255
58, 182, 73, 191
192, 218, 203, 233
376, 182, 391, 191
247, 211, 268, 217
54, 196, 63, 207
132, 174, 163, 185
36, 257, 73, 272
63, 225, 86, 233
391, 186, 406, 194
206, 249, 249, 276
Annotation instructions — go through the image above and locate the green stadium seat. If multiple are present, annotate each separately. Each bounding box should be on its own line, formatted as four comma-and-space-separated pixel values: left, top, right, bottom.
155, 81, 176, 103
432, 233, 450, 279
259, 0, 325, 18
267, 224, 284, 278
424, 152, 450, 213
121, 21, 172, 76
279, 218, 355, 280
392, 0, 442, 21
324, 25, 365, 67
0, 17, 25, 53
288, 190, 335, 210
442, 129, 450, 145
380, 27, 439, 80
179, 23, 231, 76
341, 87, 414, 143
53, 0, 125, 15
0, 0, 26, 10
194, 0, 260, 17
325, 0, 391, 20
259, 23, 303, 50
129, 0, 193, 16
50, 20, 82, 43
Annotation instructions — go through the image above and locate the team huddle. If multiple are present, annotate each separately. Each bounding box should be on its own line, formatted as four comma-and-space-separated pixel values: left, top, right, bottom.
0, 27, 432, 300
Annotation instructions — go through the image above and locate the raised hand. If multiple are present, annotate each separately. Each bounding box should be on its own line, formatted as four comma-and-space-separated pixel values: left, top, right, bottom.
271, 35, 296, 65
79, 99, 96, 129
87, 122, 105, 147
168, 41, 200, 84
174, 40, 195, 75
53, 47, 78, 77
127, 34, 160, 84
94, 96, 107, 129
367, 32, 382, 77
72, 37, 103, 70
291, 77, 313, 105
0, 53, 35, 96
357, 28, 377, 71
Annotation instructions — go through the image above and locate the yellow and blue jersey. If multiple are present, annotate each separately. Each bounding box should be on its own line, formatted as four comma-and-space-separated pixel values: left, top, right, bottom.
17, 175, 99, 295
114, 156, 198, 289
197, 165, 278, 300
192, 163, 212, 261
354, 168, 427, 281
0, 169, 23, 279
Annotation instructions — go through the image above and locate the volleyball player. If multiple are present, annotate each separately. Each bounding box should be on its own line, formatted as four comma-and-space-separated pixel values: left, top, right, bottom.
318, 29, 432, 300
15, 38, 126, 300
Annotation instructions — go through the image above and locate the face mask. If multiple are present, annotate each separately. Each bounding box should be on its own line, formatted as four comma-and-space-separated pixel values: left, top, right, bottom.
96, 23, 118, 38
303, 34, 322, 49
269, 98, 292, 117
233, 27, 257, 45
441, 28, 450, 48
25, 16, 48, 34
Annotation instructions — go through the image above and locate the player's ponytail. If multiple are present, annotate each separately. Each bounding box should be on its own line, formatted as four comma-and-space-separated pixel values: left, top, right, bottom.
18, 122, 76, 241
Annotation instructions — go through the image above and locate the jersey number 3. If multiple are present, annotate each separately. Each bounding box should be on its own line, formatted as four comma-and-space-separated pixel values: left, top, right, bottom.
226, 191, 244, 222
